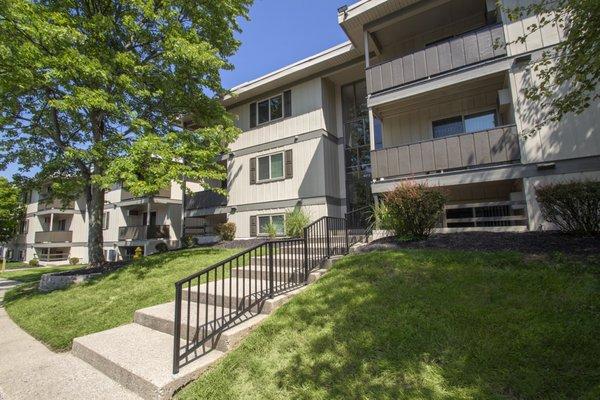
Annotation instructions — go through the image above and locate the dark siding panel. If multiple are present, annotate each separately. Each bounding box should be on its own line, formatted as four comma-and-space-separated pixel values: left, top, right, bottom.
250, 216, 257, 237
249, 102, 257, 128
285, 149, 293, 179
284, 90, 292, 118
249, 157, 256, 184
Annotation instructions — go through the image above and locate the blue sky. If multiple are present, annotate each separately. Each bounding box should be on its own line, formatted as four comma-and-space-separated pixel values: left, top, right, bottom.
0, 0, 348, 180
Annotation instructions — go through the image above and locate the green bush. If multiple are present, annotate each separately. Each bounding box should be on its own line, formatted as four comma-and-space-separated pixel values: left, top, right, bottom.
216, 222, 236, 241
69, 257, 79, 265
154, 242, 169, 253
29, 258, 39, 267
382, 181, 446, 239
372, 202, 394, 230
266, 222, 277, 238
181, 235, 195, 248
536, 180, 600, 234
285, 207, 311, 237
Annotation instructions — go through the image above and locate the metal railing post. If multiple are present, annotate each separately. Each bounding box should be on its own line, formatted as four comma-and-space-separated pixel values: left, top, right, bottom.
172, 283, 182, 374
268, 241, 274, 299
325, 217, 331, 258
345, 218, 349, 254
303, 227, 309, 283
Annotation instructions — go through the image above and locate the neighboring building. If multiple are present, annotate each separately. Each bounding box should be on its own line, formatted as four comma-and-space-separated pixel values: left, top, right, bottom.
186, 0, 600, 237
11, 181, 200, 264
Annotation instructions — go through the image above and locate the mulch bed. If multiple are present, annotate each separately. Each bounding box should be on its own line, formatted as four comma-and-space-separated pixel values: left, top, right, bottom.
360, 232, 600, 257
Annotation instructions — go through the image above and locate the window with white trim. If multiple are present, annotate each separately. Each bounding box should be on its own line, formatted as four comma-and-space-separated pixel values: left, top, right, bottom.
258, 214, 285, 236
250, 90, 291, 128
432, 110, 498, 139
257, 152, 284, 182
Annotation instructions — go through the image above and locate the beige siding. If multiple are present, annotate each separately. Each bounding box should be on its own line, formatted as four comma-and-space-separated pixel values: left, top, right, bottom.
323, 138, 342, 198
321, 78, 338, 136
228, 78, 326, 151
501, 0, 563, 56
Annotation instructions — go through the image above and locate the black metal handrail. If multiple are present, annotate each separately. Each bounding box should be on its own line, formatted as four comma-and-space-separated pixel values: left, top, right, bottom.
345, 206, 374, 244
173, 215, 351, 373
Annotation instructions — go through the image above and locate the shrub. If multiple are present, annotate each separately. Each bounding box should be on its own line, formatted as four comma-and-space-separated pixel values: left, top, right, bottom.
29, 258, 39, 267
181, 235, 195, 248
155, 242, 169, 253
382, 181, 446, 239
285, 207, 311, 237
536, 180, 600, 234
216, 222, 236, 241
69, 257, 79, 265
372, 202, 394, 231
266, 222, 277, 238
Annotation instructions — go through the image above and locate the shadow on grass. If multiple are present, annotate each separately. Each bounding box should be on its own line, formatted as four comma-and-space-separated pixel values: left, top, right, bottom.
210, 250, 600, 399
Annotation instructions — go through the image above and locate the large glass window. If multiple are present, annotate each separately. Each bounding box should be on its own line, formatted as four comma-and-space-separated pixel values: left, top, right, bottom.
433, 116, 464, 138
258, 214, 285, 236
432, 110, 498, 139
257, 152, 284, 181
465, 110, 497, 133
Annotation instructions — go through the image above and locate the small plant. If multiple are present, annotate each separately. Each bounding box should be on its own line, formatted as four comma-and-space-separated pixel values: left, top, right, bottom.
155, 242, 168, 253
266, 222, 278, 238
285, 207, 311, 237
133, 247, 143, 260
216, 222, 236, 241
372, 202, 394, 231
29, 258, 39, 267
382, 181, 446, 239
69, 257, 79, 265
181, 235, 195, 248
536, 180, 600, 234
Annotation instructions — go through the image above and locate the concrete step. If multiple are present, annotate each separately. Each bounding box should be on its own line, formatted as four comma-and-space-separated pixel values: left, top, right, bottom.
72, 323, 226, 400
230, 264, 306, 282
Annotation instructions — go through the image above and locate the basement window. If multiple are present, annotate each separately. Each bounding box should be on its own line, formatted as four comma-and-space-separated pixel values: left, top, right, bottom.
258, 214, 285, 236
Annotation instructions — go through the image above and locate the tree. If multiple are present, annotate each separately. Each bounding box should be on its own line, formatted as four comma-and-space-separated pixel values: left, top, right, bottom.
0, 177, 22, 244
0, 0, 251, 266
501, 0, 600, 133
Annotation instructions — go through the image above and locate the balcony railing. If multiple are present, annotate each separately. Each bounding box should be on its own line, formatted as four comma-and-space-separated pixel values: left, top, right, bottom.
35, 231, 73, 243
371, 125, 520, 180
118, 225, 170, 241
366, 24, 506, 94
186, 190, 227, 210
120, 187, 171, 201
37, 198, 75, 212
36, 252, 70, 262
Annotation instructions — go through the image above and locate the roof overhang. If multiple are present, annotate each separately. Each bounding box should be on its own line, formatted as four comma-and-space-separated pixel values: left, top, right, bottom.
223, 42, 361, 108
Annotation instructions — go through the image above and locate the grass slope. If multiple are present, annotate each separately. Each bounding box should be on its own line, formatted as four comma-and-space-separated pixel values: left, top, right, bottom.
3, 247, 238, 351
0, 265, 80, 283
178, 249, 600, 400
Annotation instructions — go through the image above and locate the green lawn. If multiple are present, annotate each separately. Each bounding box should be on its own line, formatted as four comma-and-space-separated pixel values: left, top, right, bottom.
3, 247, 239, 351
2, 261, 28, 270
178, 249, 600, 400
0, 265, 81, 283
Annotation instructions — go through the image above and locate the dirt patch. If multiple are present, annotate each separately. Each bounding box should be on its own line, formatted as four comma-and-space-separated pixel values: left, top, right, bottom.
361, 232, 600, 257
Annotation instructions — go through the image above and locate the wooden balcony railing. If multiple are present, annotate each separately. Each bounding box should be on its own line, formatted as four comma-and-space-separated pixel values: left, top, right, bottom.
37, 198, 75, 212
118, 225, 170, 241
35, 231, 73, 243
186, 190, 227, 210
366, 24, 506, 94
371, 125, 520, 179
120, 187, 172, 201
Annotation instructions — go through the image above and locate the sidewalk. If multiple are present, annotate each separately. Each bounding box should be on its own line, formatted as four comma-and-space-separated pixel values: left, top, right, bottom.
0, 279, 141, 400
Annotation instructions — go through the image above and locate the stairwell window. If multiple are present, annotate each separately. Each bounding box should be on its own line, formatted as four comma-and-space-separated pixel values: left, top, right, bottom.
257, 152, 284, 182
258, 214, 285, 236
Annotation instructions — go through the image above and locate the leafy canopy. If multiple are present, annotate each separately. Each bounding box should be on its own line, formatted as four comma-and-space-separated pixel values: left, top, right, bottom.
0, 177, 23, 243
0, 0, 251, 195
502, 0, 600, 133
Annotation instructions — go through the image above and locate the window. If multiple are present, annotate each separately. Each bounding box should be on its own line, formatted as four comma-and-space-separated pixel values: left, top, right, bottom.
56, 219, 67, 231
432, 110, 498, 138
257, 152, 284, 182
258, 214, 285, 236
250, 90, 291, 127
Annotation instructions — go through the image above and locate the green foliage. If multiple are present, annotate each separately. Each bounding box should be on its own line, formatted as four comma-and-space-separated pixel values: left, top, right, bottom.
28, 258, 39, 267
0, 177, 23, 243
133, 247, 143, 260
501, 0, 600, 133
68, 257, 79, 266
0, 0, 251, 264
181, 235, 196, 249
382, 181, 446, 239
285, 207, 311, 238
266, 222, 277, 239
154, 242, 169, 253
372, 202, 394, 231
216, 222, 236, 241
536, 180, 600, 234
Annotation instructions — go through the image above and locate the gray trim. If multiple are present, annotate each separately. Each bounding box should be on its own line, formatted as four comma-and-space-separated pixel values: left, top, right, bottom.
186, 206, 231, 218
230, 195, 344, 213
371, 155, 600, 193
229, 129, 341, 158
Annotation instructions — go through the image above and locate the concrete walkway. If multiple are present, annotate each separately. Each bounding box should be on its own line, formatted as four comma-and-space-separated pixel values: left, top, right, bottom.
0, 279, 141, 400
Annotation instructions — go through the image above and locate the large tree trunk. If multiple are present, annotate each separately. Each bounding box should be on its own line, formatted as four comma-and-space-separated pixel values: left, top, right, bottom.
87, 183, 105, 267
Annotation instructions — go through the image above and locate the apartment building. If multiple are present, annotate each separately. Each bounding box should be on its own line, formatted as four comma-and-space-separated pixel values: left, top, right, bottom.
11, 181, 198, 264
185, 0, 600, 238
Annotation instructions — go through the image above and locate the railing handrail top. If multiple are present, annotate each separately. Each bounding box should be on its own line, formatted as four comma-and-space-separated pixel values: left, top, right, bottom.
366, 22, 504, 71
373, 124, 517, 153
119, 224, 169, 228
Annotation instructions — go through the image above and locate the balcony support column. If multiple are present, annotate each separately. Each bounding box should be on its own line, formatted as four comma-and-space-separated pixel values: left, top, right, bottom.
363, 29, 370, 68
49, 212, 54, 232
368, 108, 376, 151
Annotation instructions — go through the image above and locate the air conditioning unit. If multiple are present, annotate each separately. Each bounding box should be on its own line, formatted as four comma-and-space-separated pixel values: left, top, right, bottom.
497, 89, 511, 113
128, 210, 140, 216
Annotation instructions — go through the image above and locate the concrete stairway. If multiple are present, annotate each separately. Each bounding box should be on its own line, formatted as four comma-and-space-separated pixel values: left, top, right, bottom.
72, 248, 339, 400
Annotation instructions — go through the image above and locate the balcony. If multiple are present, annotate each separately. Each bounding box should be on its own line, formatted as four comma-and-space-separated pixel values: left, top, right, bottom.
186, 190, 227, 210
121, 187, 171, 201
371, 125, 520, 180
37, 198, 75, 212
35, 231, 73, 243
118, 225, 170, 241
366, 24, 506, 95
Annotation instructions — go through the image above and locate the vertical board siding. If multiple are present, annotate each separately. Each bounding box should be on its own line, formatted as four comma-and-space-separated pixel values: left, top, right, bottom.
366, 24, 507, 94
371, 126, 520, 179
